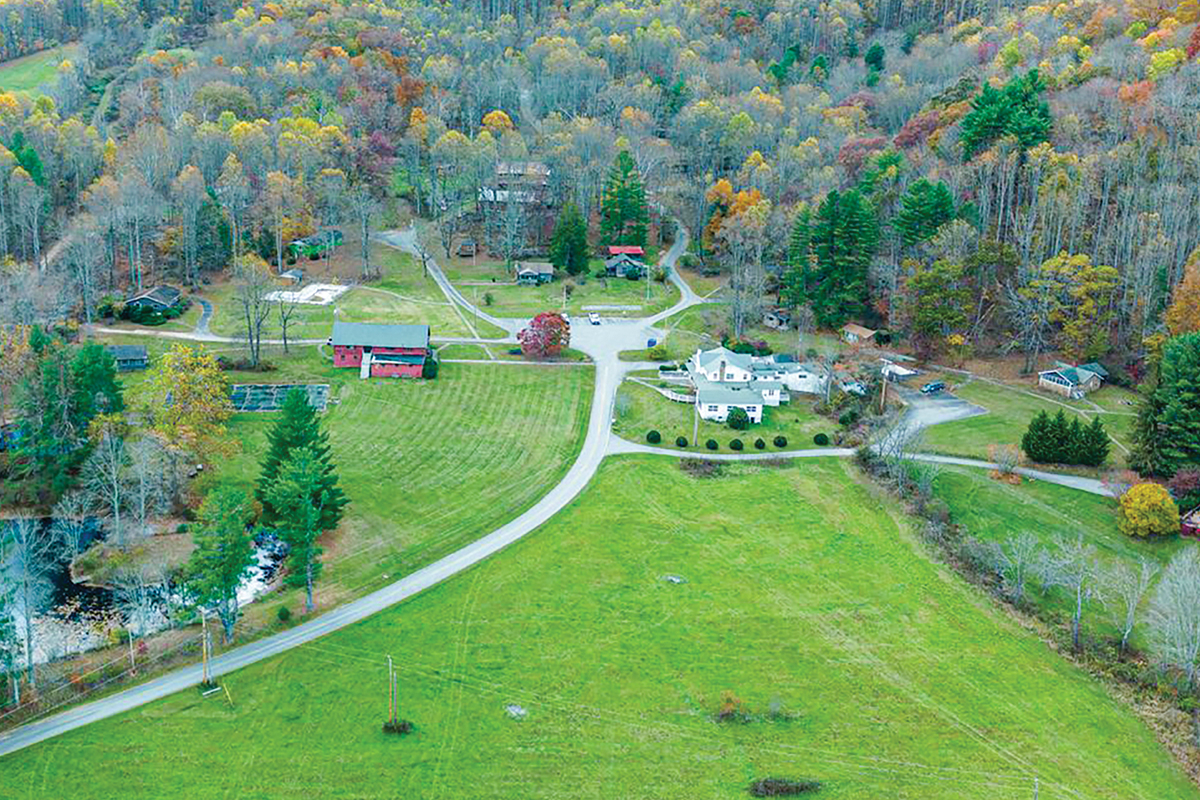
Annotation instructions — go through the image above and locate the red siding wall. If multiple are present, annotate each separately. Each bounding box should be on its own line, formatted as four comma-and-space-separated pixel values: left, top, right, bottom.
371, 362, 423, 378
334, 345, 427, 369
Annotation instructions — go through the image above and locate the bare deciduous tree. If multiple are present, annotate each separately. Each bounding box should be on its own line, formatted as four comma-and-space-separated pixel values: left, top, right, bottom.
1108, 557, 1159, 656
51, 491, 92, 560
997, 531, 1040, 602
233, 257, 274, 368
82, 431, 129, 547
1149, 548, 1200, 688
127, 436, 169, 539
1041, 536, 1102, 652
2, 518, 55, 689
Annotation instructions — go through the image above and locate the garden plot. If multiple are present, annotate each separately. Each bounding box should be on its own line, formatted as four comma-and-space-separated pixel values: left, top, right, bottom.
263, 284, 350, 305
230, 384, 330, 412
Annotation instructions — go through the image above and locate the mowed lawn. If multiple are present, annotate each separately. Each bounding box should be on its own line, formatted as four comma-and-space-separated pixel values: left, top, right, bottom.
920, 379, 1139, 466
457, 273, 680, 319
202, 247, 506, 341
94, 336, 593, 603
612, 377, 832, 451
208, 360, 594, 600
3, 457, 1195, 799
0, 44, 78, 94
935, 466, 1189, 647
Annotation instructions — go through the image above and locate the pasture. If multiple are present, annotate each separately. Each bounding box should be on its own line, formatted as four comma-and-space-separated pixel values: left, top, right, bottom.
0, 45, 77, 94
2, 457, 1193, 799
920, 379, 1138, 466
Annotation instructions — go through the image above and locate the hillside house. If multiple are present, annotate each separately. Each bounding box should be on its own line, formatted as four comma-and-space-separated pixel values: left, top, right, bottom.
457, 239, 477, 257
841, 323, 876, 346
331, 321, 431, 379
126, 286, 182, 311
1038, 362, 1107, 398
689, 347, 755, 383
105, 344, 149, 371
479, 162, 552, 208
515, 261, 555, 285
695, 378, 764, 424
687, 347, 827, 398
604, 253, 645, 278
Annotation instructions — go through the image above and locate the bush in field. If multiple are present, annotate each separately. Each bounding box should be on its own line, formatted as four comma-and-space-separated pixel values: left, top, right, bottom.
706, 439, 719, 451
730, 438, 743, 451
1119, 483, 1180, 537
646, 430, 661, 444
727, 407, 750, 430
813, 433, 830, 446
1168, 468, 1200, 512
754, 438, 766, 450
676, 436, 688, 447
774, 435, 788, 448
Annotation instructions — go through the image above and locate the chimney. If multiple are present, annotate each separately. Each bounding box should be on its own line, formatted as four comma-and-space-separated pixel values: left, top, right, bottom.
718, 359, 726, 382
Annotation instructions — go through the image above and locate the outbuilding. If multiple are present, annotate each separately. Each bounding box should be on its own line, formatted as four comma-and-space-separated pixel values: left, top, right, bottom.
331, 321, 431, 379
1038, 362, 1106, 399
840, 323, 876, 345
105, 344, 149, 371
126, 286, 182, 311
515, 261, 555, 285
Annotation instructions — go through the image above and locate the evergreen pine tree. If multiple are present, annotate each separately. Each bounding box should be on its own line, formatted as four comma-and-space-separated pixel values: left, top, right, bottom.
549, 202, 589, 276
809, 189, 878, 327
599, 151, 649, 248
1046, 410, 1072, 464
71, 343, 124, 425
896, 179, 955, 246
781, 208, 812, 308
960, 69, 1051, 159
1157, 332, 1200, 476
1065, 417, 1086, 465
1022, 410, 1052, 462
1130, 385, 1170, 477
1078, 417, 1110, 467
256, 388, 346, 530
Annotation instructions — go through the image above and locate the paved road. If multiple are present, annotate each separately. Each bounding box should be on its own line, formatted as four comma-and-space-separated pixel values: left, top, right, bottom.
194, 298, 213, 337
0, 219, 1106, 756
0, 222, 692, 758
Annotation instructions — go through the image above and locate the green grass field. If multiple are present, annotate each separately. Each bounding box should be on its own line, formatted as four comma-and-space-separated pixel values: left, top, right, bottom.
0, 45, 77, 94
459, 273, 680, 319
612, 377, 831, 451
3, 457, 1194, 798
201, 248, 505, 341
91, 336, 593, 604
934, 466, 1188, 646
921, 380, 1138, 466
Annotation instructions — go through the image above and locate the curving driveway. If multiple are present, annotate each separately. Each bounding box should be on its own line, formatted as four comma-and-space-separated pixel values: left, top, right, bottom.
0, 221, 1105, 758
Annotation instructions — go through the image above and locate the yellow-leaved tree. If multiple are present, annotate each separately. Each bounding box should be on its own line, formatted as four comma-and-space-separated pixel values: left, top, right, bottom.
1166, 247, 1200, 336
1119, 483, 1180, 538
147, 344, 233, 455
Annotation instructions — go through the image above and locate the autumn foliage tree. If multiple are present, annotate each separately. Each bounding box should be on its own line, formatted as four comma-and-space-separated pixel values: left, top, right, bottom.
146, 344, 233, 454
1119, 483, 1180, 538
1165, 248, 1200, 336
518, 312, 571, 359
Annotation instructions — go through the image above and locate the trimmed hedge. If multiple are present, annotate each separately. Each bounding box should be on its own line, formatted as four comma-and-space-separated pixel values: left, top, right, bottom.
646, 430, 662, 444
705, 438, 719, 451
773, 435, 788, 448
754, 438, 766, 450
675, 436, 688, 448
730, 439, 744, 451
813, 433, 830, 446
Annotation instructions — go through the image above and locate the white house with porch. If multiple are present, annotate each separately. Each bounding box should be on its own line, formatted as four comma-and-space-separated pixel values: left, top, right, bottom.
694, 378, 764, 423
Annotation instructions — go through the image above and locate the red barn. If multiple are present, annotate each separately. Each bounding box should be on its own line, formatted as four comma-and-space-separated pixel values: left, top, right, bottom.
607, 245, 645, 256
331, 321, 430, 379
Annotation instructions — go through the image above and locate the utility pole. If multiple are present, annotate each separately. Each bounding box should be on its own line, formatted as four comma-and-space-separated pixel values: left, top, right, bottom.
1033, 778, 1038, 800
387, 655, 395, 724
692, 398, 699, 448
128, 632, 136, 675
201, 613, 210, 684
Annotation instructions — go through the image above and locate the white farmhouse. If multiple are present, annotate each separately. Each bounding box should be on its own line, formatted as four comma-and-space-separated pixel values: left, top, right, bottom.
688, 347, 755, 383
694, 378, 764, 423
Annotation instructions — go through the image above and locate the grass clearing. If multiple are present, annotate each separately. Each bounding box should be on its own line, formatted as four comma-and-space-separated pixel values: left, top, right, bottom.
0, 45, 78, 94
460, 273, 679, 319
3, 456, 1195, 798
921, 379, 1138, 466
90, 336, 593, 602
934, 466, 1189, 646
612, 378, 835, 451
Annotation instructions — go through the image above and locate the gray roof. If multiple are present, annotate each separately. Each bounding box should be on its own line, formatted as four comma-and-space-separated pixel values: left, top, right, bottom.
694, 347, 754, 373
516, 261, 554, 275
695, 377, 763, 406
127, 286, 181, 307
331, 321, 429, 349
105, 345, 148, 360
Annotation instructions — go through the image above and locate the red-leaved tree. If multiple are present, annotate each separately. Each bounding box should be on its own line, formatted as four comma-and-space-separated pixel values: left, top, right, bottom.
518, 312, 571, 359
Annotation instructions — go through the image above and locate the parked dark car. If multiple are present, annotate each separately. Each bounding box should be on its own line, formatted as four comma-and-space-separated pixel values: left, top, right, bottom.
921, 381, 946, 394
